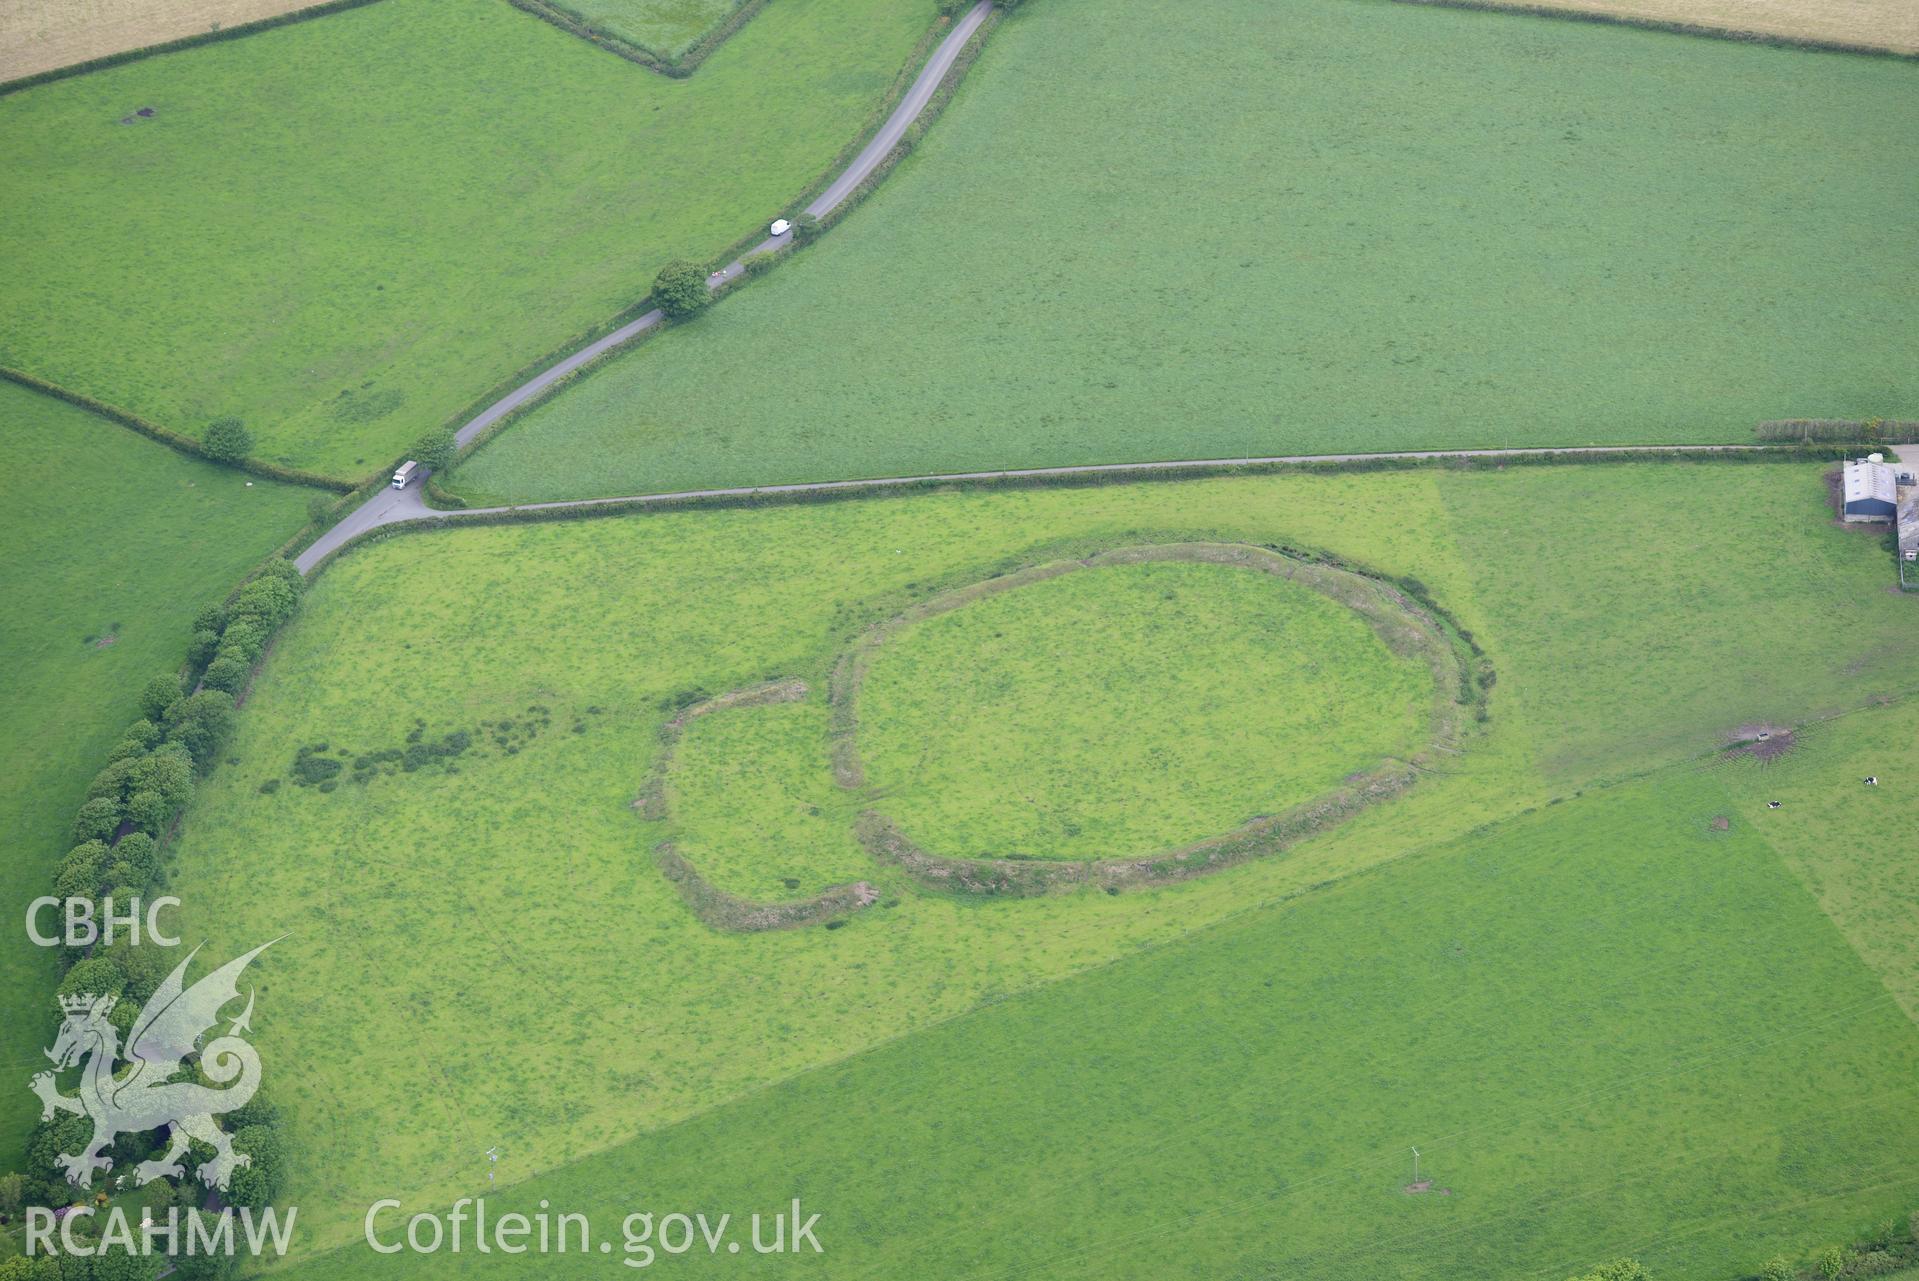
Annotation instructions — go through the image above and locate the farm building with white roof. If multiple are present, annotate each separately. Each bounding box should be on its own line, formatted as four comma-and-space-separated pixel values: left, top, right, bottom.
1842, 459, 1897, 522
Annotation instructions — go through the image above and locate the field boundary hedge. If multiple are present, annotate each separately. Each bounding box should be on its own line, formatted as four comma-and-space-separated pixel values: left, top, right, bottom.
1388, 0, 1919, 59
18, 559, 308, 1217
1756, 418, 1919, 443
311, 444, 1859, 578
444, 7, 983, 479
504, 0, 770, 77
0, 0, 388, 97
0, 366, 351, 491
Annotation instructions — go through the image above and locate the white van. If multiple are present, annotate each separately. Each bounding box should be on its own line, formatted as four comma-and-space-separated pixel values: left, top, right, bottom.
770, 218, 792, 237
392, 460, 421, 490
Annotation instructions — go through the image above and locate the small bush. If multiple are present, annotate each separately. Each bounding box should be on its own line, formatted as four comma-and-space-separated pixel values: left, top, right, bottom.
187, 627, 222, 669
113, 833, 158, 884
58, 957, 126, 1001
138, 673, 184, 721
232, 575, 299, 627
201, 416, 254, 463
1566, 1262, 1647, 1281
216, 617, 269, 665
54, 842, 110, 900
107, 719, 161, 762
653, 259, 712, 318
200, 654, 251, 695
72, 796, 122, 844
165, 690, 238, 772
411, 426, 458, 473
1817, 1246, 1846, 1279
130, 744, 194, 808
791, 212, 822, 245
124, 789, 171, 835
257, 558, 304, 590
86, 757, 136, 804
290, 754, 342, 787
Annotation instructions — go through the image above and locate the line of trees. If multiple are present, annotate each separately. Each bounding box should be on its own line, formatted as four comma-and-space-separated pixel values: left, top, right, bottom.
13, 560, 305, 1237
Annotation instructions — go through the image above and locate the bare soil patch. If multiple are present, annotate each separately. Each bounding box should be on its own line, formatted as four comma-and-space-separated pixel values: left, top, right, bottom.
1729, 726, 1797, 762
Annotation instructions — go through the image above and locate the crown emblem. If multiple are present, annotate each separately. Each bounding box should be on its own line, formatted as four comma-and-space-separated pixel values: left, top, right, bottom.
58, 992, 114, 1016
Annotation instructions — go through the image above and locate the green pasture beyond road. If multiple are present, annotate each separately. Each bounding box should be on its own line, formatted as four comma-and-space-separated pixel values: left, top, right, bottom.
158, 462, 1919, 1260
0, 380, 311, 1159
459, 0, 1918, 503
0, 0, 935, 479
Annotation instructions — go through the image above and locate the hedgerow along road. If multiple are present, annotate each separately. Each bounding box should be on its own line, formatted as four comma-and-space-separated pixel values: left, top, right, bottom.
290, 0, 1800, 578
298, 0, 994, 572
295, 444, 1793, 574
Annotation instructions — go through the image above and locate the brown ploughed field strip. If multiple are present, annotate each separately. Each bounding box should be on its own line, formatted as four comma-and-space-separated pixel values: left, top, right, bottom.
0, 0, 333, 82
1416, 0, 1918, 52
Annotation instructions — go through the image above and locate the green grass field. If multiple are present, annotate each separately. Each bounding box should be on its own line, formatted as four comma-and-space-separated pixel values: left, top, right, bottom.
456, 0, 1919, 504
856, 559, 1433, 861
0, 0, 935, 479
277, 762, 1919, 1279
545, 0, 744, 59
1717, 699, 1919, 1025
153, 461, 1919, 1262
0, 380, 311, 1159
667, 696, 873, 899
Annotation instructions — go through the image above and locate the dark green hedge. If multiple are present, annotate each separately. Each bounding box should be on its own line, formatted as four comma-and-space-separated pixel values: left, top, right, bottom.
23, 563, 307, 1210
0, 366, 352, 491
1755, 419, 1919, 444
318, 445, 1845, 578
505, 0, 772, 78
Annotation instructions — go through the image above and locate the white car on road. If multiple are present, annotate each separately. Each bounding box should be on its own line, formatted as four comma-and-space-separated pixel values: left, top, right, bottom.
770, 218, 792, 237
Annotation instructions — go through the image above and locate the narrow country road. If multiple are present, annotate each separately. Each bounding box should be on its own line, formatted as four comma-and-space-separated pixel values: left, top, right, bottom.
294, 0, 1786, 579
297, 443, 1779, 573
298, 0, 993, 574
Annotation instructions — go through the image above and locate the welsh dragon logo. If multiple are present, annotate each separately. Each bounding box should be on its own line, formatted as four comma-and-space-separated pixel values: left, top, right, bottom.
31, 940, 276, 1192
